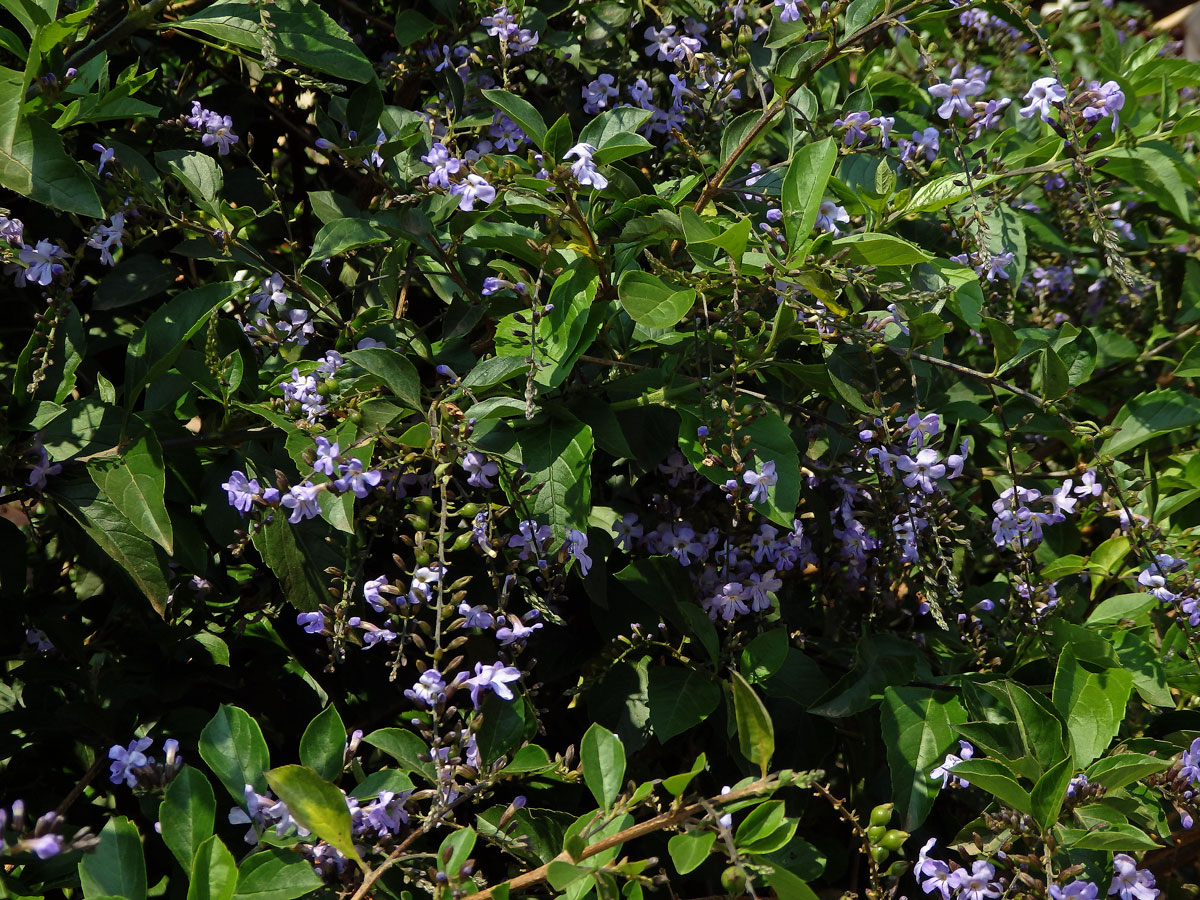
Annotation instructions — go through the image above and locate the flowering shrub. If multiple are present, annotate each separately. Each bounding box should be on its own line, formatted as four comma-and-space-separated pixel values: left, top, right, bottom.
5, 0, 1200, 898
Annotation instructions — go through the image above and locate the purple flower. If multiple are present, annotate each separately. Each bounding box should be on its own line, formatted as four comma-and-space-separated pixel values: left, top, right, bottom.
222, 470, 261, 515
1019, 77, 1067, 121
1108, 855, 1157, 900
94, 143, 116, 175
458, 602, 495, 629
1051, 882, 1100, 900
297, 611, 325, 634
462, 451, 499, 488
251, 272, 288, 312
583, 74, 618, 113
930, 740, 974, 788
566, 528, 592, 575
612, 513, 644, 550
952, 860, 1001, 900
897, 448, 946, 494
450, 173, 496, 211
281, 482, 322, 523
986, 250, 1014, 282
363, 575, 389, 612
900, 127, 940, 162
644, 24, 679, 61
404, 669, 447, 706
916, 838, 953, 898
0, 215, 23, 245
333, 458, 382, 498
743, 460, 777, 504
928, 78, 987, 119
481, 6, 517, 38
361, 625, 398, 648
108, 737, 154, 787
495, 615, 543, 644
18, 240, 66, 286
313, 437, 340, 476
489, 113, 526, 152
835, 111, 873, 147
407, 565, 442, 605
462, 661, 522, 708
509, 520, 552, 560
564, 143, 608, 190
422, 143, 462, 189
774, 0, 801, 21
814, 200, 850, 234
1081, 80, 1125, 131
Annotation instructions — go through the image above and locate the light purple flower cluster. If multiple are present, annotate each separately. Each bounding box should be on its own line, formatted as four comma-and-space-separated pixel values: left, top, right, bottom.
86, 212, 125, 266
186, 100, 239, 155
243, 274, 315, 348
481, 6, 538, 56
0, 214, 23, 245
834, 112, 896, 149
990, 471, 1101, 548
900, 127, 940, 163
957, 8, 1024, 43
916, 841, 1002, 900
108, 736, 181, 789
229, 783, 309, 843
643, 20, 706, 64
0, 801, 90, 859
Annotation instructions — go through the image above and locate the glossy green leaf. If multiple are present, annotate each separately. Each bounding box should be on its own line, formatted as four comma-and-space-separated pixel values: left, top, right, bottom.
783, 137, 837, 249
233, 848, 325, 900
1103, 390, 1200, 458
160, 766, 217, 871
647, 667, 721, 742
945, 759, 1032, 813
199, 705, 270, 800
300, 705, 346, 782
88, 424, 172, 554
363, 728, 436, 782
731, 671, 774, 777
481, 88, 547, 147
880, 686, 967, 830
0, 117, 103, 217
830, 233, 932, 266
521, 414, 593, 538
617, 271, 696, 329
307, 218, 388, 264
346, 346, 422, 411
1052, 648, 1134, 766
78, 816, 147, 900
187, 835, 237, 900
1030, 756, 1073, 831
265, 765, 364, 867
581, 723, 626, 809
668, 831, 715, 875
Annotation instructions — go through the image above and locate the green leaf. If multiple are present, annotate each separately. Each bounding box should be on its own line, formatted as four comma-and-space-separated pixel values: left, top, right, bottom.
946, 759, 1032, 814
188, 835, 237, 900
346, 347, 422, 411
438, 827, 477, 877
581, 723, 626, 810
78, 817, 147, 900
50, 471, 171, 614
1086, 593, 1154, 625
731, 671, 775, 777
1052, 648, 1134, 766
783, 137, 837, 249
1062, 825, 1161, 851
1030, 756, 1073, 831
362, 728, 436, 782
1089, 535, 1131, 576
647, 667, 721, 742
593, 131, 652, 166
88, 423, 172, 554
1113, 631, 1173, 707
668, 831, 715, 875
1036, 346, 1070, 400
735, 801, 794, 853
233, 848, 325, 900
830, 233, 932, 266
125, 282, 239, 407
761, 864, 820, 900
1084, 752, 1172, 791
394, 8, 435, 45
740, 629, 789, 684
475, 692, 527, 764
521, 414, 593, 538
810, 634, 920, 719
983, 316, 1019, 367
176, 0, 375, 81
300, 705, 346, 782
307, 218, 388, 264
1100, 145, 1189, 220
880, 686, 967, 830
265, 765, 364, 867
250, 516, 331, 612
155, 149, 222, 203
199, 705, 270, 800
350, 769, 416, 799
481, 88, 547, 147
160, 766, 217, 871
0, 117, 103, 217
976, 680, 1067, 771
579, 107, 654, 151
663, 752, 708, 797
618, 271, 696, 329
1103, 390, 1200, 458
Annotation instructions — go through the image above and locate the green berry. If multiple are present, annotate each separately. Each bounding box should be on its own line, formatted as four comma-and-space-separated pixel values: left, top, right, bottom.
721, 866, 747, 895
869, 803, 894, 827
